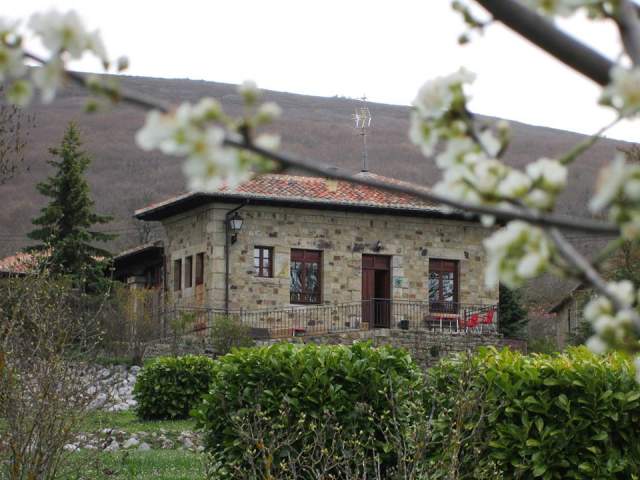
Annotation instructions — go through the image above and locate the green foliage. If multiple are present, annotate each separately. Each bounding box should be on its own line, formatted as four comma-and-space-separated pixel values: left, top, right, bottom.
194, 342, 425, 478
133, 355, 216, 420
527, 337, 560, 354
27, 122, 115, 291
209, 315, 254, 356
498, 284, 528, 338
427, 347, 640, 479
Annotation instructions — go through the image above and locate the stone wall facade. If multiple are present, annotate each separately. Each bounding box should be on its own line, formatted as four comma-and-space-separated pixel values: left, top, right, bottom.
161, 202, 498, 311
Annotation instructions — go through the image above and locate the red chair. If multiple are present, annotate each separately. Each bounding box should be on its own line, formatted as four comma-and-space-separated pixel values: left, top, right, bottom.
482, 309, 495, 325
467, 314, 480, 329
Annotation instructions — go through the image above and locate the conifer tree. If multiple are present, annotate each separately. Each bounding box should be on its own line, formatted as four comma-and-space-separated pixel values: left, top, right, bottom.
498, 284, 528, 338
28, 122, 115, 287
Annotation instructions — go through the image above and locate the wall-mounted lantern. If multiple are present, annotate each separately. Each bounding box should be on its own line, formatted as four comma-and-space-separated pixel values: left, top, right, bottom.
373, 240, 382, 252
228, 212, 244, 244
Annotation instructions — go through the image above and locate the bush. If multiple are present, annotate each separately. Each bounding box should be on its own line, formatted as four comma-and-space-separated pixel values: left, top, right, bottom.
133, 355, 216, 420
426, 347, 640, 479
209, 315, 254, 356
194, 342, 425, 478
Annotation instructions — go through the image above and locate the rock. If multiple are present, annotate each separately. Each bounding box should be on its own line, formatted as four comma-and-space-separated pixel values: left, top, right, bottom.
99, 368, 111, 379
89, 393, 107, 410
130, 366, 141, 374
182, 437, 194, 449
126, 399, 137, 407
138, 442, 151, 451
196, 446, 205, 453
104, 440, 119, 452
123, 437, 140, 449
160, 439, 174, 449
63, 443, 79, 452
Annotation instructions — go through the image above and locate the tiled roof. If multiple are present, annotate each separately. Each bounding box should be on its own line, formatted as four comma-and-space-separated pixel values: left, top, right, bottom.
136, 172, 440, 220
0, 251, 40, 275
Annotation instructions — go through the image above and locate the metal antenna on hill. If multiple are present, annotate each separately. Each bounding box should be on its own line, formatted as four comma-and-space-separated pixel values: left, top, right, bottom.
352, 95, 372, 172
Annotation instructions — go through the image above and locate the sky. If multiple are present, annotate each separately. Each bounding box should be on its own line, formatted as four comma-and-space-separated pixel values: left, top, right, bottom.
7, 0, 639, 142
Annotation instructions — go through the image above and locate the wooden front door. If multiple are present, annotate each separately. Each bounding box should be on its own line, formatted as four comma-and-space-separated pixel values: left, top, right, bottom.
362, 255, 391, 328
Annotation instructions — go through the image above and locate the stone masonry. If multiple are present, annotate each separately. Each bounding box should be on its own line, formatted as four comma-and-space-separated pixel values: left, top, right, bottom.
161, 202, 498, 311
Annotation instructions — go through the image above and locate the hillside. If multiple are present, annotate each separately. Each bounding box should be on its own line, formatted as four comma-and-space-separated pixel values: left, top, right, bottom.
0, 73, 631, 305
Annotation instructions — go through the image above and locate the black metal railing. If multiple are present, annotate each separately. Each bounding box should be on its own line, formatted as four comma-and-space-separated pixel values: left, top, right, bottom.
158, 299, 498, 341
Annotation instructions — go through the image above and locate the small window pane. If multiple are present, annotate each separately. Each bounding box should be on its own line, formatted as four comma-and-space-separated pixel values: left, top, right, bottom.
185, 256, 193, 288
173, 259, 182, 291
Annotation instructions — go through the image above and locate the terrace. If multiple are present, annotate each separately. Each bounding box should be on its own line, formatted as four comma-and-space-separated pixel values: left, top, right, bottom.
160, 299, 499, 341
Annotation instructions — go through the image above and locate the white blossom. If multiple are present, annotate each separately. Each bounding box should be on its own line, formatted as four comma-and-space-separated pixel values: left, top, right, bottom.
31, 59, 64, 103
435, 136, 476, 169
497, 169, 532, 198
478, 129, 501, 157
524, 189, 554, 210
0, 18, 20, 39
586, 335, 607, 354
0, 44, 26, 81
6, 79, 33, 107
526, 157, 567, 192
254, 133, 281, 151
408, 111, 439, 157
590, 153, 632, 212
412, 68, 475, 120
601, 66, 640, 115
136, 86, 281, 193
29, 10, 89, 58
256, 102, 282, 123
238, 80, 260, 105
483, 221, 552, 289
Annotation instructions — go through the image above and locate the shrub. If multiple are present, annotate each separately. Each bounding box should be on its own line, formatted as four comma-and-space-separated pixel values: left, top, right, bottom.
209, 315, 254, 356
133, 355, 216, 420
426, 347, 640, 479
194, 342, 425, 478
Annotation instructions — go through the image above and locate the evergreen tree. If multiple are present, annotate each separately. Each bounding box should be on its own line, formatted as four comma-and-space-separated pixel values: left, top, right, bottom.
28, 122, 115, 287
498, 284, 528, 338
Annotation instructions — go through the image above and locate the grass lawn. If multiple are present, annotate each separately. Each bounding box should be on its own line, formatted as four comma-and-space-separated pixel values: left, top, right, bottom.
79, 410, 196, 435
62, 450, 204, 480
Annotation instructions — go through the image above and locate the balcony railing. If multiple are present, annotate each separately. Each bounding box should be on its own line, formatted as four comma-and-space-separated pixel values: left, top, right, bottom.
160, 299, 498, 341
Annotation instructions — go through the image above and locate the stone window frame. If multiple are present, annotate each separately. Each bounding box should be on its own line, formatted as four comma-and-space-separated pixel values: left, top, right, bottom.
184, 255, 193, 288
428, 258, 459, 312
195, 252, 205, 286
254, 246, 273, 278
290, 249, 322, 304
173, 258, 182, 291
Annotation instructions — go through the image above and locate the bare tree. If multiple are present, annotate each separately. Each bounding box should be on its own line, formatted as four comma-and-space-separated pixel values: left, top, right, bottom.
0, 96, 35, 185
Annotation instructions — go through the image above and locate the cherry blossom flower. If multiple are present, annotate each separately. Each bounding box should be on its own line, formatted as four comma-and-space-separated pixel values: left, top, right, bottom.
0, 44, 26, 81
601, 66, 640, 116
526, 157, 568, 192
483, 221, 553, 289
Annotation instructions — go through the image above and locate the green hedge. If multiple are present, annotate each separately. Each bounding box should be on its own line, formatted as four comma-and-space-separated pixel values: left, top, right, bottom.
133, 355, 216, 420
427, 347, 640, 479
193, 342, 425, 477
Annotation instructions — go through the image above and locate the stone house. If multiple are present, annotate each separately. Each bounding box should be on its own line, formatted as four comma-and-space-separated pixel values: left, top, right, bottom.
135, 173, 499, 333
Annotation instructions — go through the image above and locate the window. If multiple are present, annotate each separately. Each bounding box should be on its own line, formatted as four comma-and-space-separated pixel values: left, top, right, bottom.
429, 259, 458, 312
195, 253, 205, 286
173, 259, 182, 291
254, 246, 273, 278
184, 256, 193, 288
290, 249, 322, 304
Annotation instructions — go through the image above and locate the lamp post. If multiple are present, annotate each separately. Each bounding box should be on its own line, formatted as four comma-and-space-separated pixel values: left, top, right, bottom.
224, 205, 245, 313
228, 211, 244, 244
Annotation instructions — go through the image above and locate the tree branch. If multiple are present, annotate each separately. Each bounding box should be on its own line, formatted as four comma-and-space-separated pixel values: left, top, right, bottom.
615, 0, 640, 66
225, 136, 619, 234
474, 0, 614, 86
24, 52, 170, 113
23, 52, 621, 234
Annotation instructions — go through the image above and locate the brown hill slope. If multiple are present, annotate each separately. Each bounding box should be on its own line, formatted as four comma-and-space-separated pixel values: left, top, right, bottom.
0, 74, 631, 288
